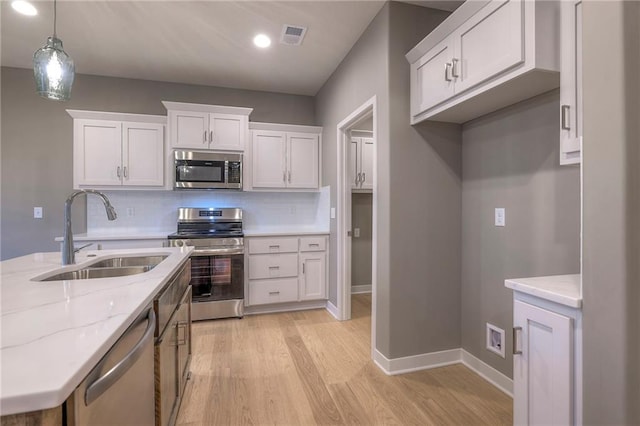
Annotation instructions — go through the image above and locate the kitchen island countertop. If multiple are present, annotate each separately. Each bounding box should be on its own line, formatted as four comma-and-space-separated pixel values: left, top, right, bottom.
0, 247, 192, 416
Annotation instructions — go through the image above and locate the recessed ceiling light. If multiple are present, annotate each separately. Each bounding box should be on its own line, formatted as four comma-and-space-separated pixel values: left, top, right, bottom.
253, 34, 271, 49
11, 0, 38, 16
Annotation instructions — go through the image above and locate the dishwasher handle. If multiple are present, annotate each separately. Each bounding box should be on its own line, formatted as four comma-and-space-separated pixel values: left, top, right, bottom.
84, 307, 156, 405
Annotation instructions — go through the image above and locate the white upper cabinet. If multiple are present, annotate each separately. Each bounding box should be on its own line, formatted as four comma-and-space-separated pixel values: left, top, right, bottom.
559, 0, 583, 165
407, 0, 560, 124
248, 122, 322, 191
350, 135, 374, 191
162, 101, 252, 152
69, 110, 165, 189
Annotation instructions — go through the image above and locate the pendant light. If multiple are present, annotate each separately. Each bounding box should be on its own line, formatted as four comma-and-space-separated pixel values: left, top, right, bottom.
33, 0, 74, 101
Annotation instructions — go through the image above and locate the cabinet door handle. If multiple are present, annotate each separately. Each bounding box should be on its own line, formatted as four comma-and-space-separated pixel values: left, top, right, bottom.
210, 131, 214, 144
177, 322, 188, 346
288, 171, 291, 183
269, 245, 280, 249
283, 171, 287, 182
116, 166, 121, 178
444, 62, 452, 82
561, 105, 571, 130
355, 172, 360, 185
203, 130, 207, 144
302, 263, 305, 274
361, 172, 366, 184
268, 266, 280, 269
513, 326, 523, 355
123, 166, 128, 179
269, 291, 280, 295
451, 58, 460, 78
309, 243, 319, 247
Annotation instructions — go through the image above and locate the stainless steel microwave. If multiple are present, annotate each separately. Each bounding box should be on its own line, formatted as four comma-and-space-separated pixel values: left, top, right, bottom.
174, 150, 242, 190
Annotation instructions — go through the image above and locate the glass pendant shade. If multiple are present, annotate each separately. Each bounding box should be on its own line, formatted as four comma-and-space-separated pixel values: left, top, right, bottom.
33, 36, 75, 101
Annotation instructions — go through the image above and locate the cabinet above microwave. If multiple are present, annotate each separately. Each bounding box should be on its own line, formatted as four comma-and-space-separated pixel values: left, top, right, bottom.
162, 101, 253, 152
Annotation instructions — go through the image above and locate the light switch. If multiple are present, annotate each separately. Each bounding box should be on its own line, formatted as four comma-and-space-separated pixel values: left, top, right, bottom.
34, 207, 43, 219
330, 207, 336, 219
495, 208, 505, 227
354, 228, 360, 238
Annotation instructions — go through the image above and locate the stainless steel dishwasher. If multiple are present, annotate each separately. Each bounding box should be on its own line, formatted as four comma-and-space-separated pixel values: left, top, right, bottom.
66, 306, 156, 425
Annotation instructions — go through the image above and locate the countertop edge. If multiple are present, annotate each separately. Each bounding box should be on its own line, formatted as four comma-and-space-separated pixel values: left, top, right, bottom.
504, 274, 582, 308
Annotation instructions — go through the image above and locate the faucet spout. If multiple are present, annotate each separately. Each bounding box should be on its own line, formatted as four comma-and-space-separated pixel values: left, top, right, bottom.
62, 190, 117, 265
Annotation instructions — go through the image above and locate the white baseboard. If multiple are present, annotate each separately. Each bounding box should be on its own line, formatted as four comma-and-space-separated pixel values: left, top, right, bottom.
373, 348, 461, 375
325, 300, 340, 320
460, 349, 513, 397
244, 300, 327, 316
351, 284, 372, 294
372, 348, 513, 398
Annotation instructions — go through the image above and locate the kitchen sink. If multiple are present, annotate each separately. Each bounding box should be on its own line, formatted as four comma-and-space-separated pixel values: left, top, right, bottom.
34, 255, 168, 282
37, 266, 156, 281
87, 255, 168, 269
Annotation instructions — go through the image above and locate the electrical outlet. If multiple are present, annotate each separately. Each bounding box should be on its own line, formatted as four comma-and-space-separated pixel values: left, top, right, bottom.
330, 207, 336, 219
486, 323, 506, 358
126, 207, 135, 217
354, 228, 360, 238
34, 207, 43, 219
495, 208, 505, 227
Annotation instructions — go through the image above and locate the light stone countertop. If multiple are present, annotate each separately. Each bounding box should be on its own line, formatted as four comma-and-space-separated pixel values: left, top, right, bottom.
504, 274, 582, 308
0, 247, 193, 416
53, 232, 173, 242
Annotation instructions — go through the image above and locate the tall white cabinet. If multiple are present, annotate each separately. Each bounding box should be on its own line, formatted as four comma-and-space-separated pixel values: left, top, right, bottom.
350, 135, 374, 191
68, 110, 165, 189
559, 0, 583, 165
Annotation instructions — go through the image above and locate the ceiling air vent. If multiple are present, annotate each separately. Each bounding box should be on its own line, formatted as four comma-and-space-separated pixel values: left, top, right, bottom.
280, 25, 307, 46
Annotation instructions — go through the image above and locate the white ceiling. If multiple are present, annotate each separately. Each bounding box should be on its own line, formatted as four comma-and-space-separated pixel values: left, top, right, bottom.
1, 1, 462, 96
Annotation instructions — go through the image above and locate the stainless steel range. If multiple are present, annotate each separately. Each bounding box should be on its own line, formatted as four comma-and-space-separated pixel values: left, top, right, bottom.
168, 207, 244, 320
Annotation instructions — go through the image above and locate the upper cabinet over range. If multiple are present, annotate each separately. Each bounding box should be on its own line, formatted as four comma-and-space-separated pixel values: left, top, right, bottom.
162, 101, 253, 152
68, 110, 166, 190
406, 0, 560, 124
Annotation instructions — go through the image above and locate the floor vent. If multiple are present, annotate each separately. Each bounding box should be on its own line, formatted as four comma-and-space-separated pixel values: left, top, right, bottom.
280, 25, 307, 46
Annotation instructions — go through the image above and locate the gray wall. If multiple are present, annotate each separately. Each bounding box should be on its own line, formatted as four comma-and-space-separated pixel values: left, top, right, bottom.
582, 1, 640, 423
0, 67, 315, 260
461, 90, 581, 377
315, 3, 391, 352
351, 193, 372, 288
316, 2, 457, 358
387, 2, 461, 358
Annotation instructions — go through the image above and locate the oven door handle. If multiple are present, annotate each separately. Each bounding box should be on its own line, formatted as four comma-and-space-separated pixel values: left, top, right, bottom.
190, 248, 245, 256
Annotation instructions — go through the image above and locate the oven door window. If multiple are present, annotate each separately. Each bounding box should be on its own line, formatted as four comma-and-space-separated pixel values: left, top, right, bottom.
176, 161, 225, 183
190, 254, 243, 301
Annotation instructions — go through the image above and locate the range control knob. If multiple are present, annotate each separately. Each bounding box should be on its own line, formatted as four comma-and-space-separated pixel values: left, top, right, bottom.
175, 240, 184, 247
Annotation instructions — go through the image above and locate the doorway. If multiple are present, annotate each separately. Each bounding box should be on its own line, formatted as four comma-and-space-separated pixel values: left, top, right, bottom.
335, 96, 377, 357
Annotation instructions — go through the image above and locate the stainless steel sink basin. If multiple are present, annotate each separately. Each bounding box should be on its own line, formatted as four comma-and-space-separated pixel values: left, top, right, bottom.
38, 266, 156, 281
34, 255, 169, 282
87, 255, 168, 269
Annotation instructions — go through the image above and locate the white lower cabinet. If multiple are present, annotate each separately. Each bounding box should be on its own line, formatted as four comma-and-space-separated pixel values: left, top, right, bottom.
513, 294, 581, 425
246, 235, 328, 307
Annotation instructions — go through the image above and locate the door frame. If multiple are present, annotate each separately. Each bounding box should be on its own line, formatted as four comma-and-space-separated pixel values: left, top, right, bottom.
335, 95, 377, 356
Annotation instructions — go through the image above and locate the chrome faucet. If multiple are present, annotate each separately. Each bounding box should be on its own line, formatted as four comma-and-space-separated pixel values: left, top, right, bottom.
62, 190, 117, 265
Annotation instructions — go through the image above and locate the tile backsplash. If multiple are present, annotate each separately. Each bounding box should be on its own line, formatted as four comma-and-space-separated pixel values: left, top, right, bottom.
87, 187, 330, 234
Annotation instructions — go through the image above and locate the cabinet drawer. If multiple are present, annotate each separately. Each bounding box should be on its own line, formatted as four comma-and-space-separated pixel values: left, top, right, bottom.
248, 253, 298, 279
249, 278, 298, 305
249, 237, 298, 254
299, 237, 326, 252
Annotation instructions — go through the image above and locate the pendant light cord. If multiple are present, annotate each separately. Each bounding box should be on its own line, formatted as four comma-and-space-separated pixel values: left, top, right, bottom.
53, 0, 57, 38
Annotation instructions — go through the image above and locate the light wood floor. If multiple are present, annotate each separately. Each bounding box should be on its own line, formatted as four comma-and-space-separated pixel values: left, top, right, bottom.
177, 294, 512, 425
